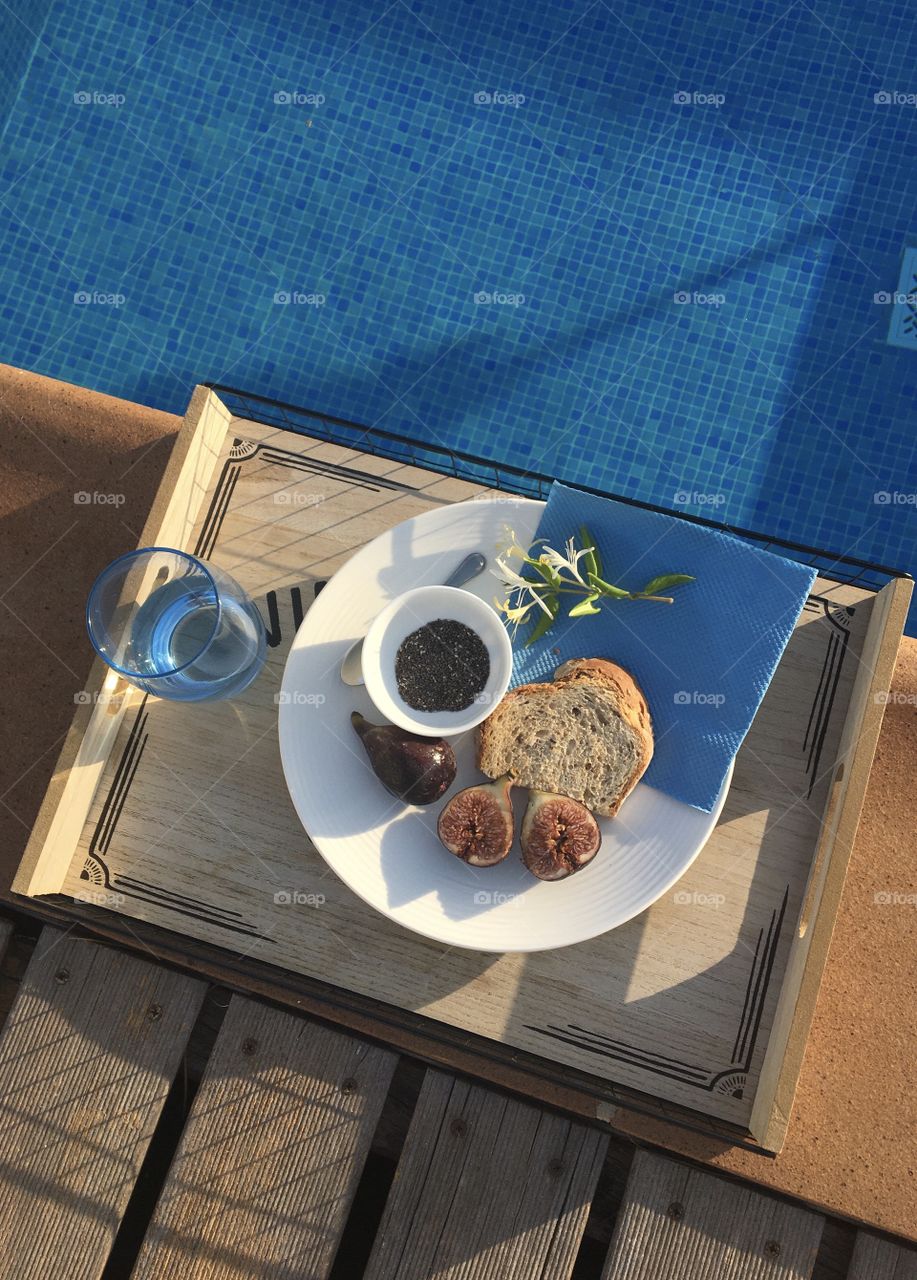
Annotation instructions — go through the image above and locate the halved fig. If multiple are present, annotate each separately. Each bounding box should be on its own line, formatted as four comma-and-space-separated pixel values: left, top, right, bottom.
437, 775, 514, 866
520, 791, 601, 880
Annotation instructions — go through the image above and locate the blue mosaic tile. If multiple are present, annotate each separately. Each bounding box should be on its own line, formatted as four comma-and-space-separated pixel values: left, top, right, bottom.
0, 0, 52, 147
0, 0, 914, 627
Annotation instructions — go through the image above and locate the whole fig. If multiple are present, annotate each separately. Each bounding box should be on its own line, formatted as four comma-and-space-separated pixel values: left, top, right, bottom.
520, 791, 601, 880
351, 711, 456, 805
437, 775, 515, 867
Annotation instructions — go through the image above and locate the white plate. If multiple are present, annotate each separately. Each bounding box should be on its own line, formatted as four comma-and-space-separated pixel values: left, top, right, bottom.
278, 497, 732, 952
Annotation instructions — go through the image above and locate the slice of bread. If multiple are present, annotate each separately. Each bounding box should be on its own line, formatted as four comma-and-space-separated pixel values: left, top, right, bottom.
477, 658, 653, 817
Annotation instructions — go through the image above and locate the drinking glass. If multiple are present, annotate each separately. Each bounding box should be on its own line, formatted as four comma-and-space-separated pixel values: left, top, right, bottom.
86, 547, 266, 701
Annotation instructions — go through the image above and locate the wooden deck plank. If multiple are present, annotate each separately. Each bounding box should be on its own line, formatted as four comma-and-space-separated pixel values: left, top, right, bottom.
0, 927, 204, 1280
601, 1149, 824, 1280
132, 995, 398, 1279
365, 1070, 608, 1280
848, 1234, 917, 1280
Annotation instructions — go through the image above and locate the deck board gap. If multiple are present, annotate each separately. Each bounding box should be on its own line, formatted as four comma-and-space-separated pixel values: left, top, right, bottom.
99, 984, 227, 1279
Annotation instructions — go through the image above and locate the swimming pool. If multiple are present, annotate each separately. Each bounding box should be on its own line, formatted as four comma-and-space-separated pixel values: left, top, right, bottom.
1, 0, 915, 626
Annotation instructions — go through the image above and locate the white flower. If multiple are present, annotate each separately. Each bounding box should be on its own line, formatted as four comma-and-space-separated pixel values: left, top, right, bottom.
491, 557, 533, 591
494, 595, 538, 624
496, 524, 529, 561
538, 536, 594, 585
513, 581, 552, 615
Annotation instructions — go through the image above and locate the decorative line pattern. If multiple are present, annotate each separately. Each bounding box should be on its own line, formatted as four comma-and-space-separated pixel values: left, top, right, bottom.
229, 434, 421, 494
732, 926, 765, 1063
194, 460, 241, 560
261, 447, 392, 493
111, 875, 269, 940
194, 435, 425, 570
264, 585, 306, 648
527, 887, 789, 1099
88, 696, 149, 857
802, 596, 853, 795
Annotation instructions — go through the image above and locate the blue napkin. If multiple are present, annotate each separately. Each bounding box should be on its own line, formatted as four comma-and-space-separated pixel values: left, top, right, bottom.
509, 483, 817, 812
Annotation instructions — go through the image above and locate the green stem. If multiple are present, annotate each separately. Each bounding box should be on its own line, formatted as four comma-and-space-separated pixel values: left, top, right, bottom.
525, 585, 674, 603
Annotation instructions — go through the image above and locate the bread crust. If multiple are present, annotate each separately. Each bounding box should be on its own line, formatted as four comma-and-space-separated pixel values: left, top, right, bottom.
476, 658, 654, 817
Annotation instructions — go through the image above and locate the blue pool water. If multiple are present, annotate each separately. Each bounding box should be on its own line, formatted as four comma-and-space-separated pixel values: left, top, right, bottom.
1, 1, 915, 625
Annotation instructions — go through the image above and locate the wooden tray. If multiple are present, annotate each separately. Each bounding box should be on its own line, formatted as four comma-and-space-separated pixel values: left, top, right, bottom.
15, 387, 911, 1151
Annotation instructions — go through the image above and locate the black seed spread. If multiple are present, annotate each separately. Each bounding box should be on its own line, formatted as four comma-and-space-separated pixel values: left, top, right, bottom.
395, 619, 490, 712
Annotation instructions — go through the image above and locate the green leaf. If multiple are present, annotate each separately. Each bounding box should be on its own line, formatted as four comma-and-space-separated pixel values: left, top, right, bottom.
568, 593, 602, 617
524, 593, 559, 647
587, 572, 631, 600
640, 573, 695, 595
530, 558, 561, 588
579, 524, 602, 579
